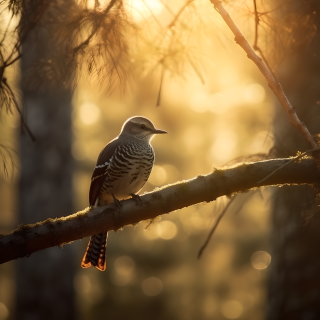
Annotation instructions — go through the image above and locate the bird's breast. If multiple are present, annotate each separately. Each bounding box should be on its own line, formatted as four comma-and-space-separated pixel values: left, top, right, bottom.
99, 142, 154, 202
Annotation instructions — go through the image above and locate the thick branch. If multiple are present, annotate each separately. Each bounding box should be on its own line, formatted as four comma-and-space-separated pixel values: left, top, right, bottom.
210, 0, 318, 150
0, 158, 319, 264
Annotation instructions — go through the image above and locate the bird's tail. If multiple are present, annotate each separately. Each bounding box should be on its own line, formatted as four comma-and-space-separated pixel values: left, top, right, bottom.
81, 232, 108, 271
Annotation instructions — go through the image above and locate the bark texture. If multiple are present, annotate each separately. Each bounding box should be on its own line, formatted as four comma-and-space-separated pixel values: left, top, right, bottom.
267, 1, 320, 319
0, 157, 319, 265
16, 0, 75, 319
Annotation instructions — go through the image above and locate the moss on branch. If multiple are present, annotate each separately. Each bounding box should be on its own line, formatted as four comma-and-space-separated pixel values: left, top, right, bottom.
0, 157, 319, 264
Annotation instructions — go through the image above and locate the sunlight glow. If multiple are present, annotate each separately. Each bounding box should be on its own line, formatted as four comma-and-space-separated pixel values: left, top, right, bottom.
190, 83, 266, 114
162, 164, 179, 183
190, 93, 209, 113
79, 103, 100, 125
251, 130, 273, 153
218, 68, 239, 86
143, 226, 159, 240
157, 220, 177, 240
251, 251, 271, 270
244, 84, 265, 104
141, 277, 163, 296
126, 0, 164, 21
143, 220, 177, 240
148, 165, 167, 186
183, 126, 204, 150
209, 131, 238, 163
221, 300, 243, 319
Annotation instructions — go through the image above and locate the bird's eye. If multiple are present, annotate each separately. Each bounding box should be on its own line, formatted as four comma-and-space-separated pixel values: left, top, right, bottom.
140, 124, 146, 129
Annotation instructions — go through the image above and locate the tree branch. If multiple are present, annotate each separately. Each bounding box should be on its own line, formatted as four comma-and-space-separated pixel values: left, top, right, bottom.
72, 0, 119, 56
210, 0, 318, 150
252, 0, 279, 83
198, 196, 236, 259
0, 158, 319, 264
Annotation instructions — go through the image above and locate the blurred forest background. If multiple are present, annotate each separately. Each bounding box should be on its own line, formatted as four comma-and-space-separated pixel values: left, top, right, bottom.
0, 0, 319, 319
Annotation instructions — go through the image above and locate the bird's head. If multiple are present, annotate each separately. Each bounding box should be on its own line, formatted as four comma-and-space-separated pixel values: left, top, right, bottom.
120, 116, 167, 142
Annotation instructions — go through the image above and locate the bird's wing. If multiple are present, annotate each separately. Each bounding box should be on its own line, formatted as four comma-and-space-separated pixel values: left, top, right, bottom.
89, 138, 121, 206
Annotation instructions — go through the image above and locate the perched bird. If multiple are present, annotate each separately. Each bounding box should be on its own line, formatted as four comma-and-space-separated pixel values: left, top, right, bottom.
81, 116, 167, 271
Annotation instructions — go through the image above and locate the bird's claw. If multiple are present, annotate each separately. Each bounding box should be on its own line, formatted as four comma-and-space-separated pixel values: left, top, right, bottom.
112, 194, 122, 209
130, 193, 143, 205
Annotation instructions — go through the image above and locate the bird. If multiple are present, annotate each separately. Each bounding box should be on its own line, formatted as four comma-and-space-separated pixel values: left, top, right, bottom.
81, 116, 167, 271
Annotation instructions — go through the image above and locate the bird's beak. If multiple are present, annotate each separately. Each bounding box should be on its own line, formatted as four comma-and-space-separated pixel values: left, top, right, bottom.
154, 129, 168, 134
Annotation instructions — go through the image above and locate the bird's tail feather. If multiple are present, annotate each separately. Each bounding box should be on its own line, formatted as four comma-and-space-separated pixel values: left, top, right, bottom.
81, 232, 108, 271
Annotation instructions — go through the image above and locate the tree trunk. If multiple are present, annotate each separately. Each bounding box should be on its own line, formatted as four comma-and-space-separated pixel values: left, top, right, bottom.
16, 0, 75, 318
267, 1, 320, 319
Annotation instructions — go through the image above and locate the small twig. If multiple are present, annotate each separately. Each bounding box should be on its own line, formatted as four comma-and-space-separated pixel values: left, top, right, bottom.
74, 0, 118, 56
0, 14, 13, 47
156, 63, 164, 107
210, 0, 318, 150
257, 148, 319, 184
198, 196, 236, 259
167, 0, 194, 29
0, 143, 17, 178
233, 191, 256, 215
252, 0, 278, 83
1, 157, 320, 264
2, 79, 36, 141
73, 25, 99, 55
142, 0, 163, 28
253, 0, 259, 48
5, 54, 23, 68
154, 0, 194, 50
187, 54, 205, 84
255, 46, 278, 83
5, 0, 52, 66
159, 0, 175, 16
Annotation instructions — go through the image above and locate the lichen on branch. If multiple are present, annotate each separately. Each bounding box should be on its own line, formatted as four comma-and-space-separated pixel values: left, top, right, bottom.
0, 157, 319, 265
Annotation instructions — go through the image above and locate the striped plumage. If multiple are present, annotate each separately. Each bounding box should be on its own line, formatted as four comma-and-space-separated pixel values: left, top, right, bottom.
81, 116, 167, 271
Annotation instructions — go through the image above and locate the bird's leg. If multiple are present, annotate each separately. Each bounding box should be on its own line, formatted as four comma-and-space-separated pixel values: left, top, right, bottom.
130, 193, 143, 205
112, 194, 122, 209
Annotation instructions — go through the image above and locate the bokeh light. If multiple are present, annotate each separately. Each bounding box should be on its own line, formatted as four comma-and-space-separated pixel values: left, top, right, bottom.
190, 92, 209, 113
0, 0, 276, 318
125, 0, 164, 21
183, 126, 205, 152
79, 103, 100, 125
143, 225, 160, 240
209, 130, 238, 164
110, 256, 136, 286
244, 84, 265, 104
114, 256, 135, 276
218, 67, 239, 86
148, 165, 167, 186
162, 165, 179, 183
221, 300, 243, 319
143, 220, 177, 240
251, 251, 271, 270
156, 221, 177, 240
181, 211, 208, 235
141, 277, 163, 296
